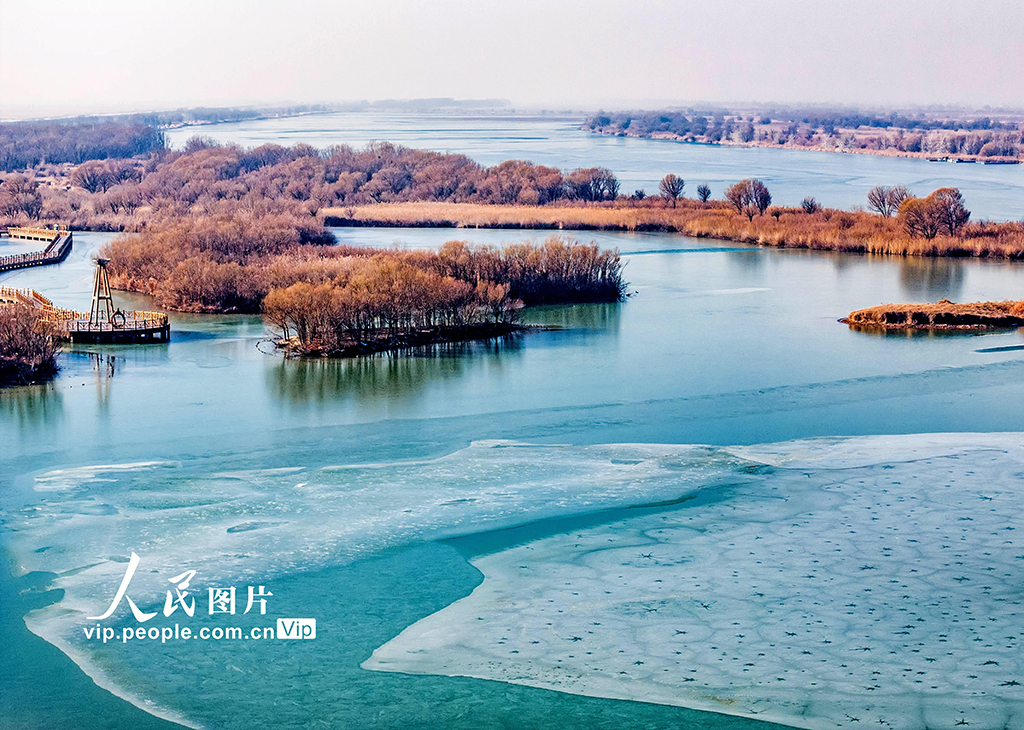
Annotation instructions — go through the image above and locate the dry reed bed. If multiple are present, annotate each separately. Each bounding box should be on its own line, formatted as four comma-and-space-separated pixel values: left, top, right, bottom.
845, 299, 1024, 330
325, 202, 1024, 260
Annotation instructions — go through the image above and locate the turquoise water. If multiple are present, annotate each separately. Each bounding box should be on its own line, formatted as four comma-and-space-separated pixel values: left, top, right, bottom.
4, 224, 1024, 726
164, 111, 1024, 220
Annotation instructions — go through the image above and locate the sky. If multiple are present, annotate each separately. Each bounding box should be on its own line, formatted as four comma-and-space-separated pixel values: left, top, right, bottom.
1, 0, 1022, 117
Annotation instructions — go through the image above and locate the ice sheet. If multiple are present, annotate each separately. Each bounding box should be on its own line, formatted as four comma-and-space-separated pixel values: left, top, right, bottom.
366, 434, 1024, 730
7, 434, 1024, 729
6, 441, 746, 687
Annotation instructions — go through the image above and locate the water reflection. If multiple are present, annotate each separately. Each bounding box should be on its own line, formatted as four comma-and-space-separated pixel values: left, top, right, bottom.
725, 249, 765, 272
897, 257, 965, 300
844, 322, 992, 339
87, 353, 118, 412
269, 337, 523, 405
523, 302, 622, 331
0, 382, 63, 430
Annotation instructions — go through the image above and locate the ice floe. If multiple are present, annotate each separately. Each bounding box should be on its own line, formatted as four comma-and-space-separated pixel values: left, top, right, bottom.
7, 441, 747, 660
365, 433, 1024, 730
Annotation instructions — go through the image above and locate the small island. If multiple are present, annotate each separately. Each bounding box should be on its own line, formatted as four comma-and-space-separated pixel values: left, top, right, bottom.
256, 239, 625, 358
844, 299, 1024, 330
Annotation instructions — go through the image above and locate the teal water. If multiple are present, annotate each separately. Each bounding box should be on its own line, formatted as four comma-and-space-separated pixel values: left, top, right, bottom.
164, 111, 1024, 220
4, 226, 1024, 729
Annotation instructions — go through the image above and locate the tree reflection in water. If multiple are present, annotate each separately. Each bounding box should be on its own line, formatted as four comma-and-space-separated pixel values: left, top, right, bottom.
269, 302, 622, 406
269, 337, 524, 406
0, 381, 63, 430
897, 257, 965, 300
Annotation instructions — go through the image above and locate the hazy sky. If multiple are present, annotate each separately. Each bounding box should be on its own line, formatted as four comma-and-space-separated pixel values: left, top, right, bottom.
1, 0, 1022, 116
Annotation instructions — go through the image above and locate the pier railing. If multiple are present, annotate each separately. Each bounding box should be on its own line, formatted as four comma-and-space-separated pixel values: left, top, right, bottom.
0, 285, 169, 339
6, 226, 66, 243
61, 312, 170, 334
0, 227, 73, 273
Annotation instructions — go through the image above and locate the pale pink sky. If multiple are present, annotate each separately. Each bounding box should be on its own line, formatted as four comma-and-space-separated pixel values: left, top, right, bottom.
1, 0, 1021, 116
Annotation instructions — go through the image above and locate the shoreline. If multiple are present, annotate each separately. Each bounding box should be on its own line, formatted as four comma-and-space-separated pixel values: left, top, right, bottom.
274, 322, 533, 358
584, 128, 1022, 165
322, 202, 1024, 261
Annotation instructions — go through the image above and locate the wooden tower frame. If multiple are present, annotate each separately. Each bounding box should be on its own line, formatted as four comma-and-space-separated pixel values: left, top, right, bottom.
89, 258, 115, 326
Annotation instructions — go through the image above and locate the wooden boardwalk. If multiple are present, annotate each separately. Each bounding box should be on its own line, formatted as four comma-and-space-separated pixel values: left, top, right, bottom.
1, 233, 171, 344
0, 226, 73, 273
0, 285, 170, 344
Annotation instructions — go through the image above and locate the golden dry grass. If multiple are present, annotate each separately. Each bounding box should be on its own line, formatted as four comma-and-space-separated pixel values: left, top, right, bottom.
322, 202, 1024, 260
845, 299, 1024, 329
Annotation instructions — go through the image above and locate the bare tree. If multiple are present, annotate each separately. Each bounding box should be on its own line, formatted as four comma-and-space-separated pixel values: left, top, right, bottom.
696, 184, 711, 203
749, 179, 772, 214
801, 196, 821, 214
930, 187, 970, 236
897, 187, 969, 239
867, 185, 895, 216
72, 162, 112, 193
658, 174, 685, 207
899, 197, 940, 239
866, 184, 911, 217
724, 180, 751, 213
888, 185, 911, 211
604, 171, 620, 200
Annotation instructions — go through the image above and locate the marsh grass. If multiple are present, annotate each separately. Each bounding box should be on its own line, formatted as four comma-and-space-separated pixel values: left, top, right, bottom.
845, 299, 1024, 330
326, 201, 1024, 260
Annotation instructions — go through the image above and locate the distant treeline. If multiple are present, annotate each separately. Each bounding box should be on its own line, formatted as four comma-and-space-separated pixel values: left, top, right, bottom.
2, 100, 507, 168
0, 139, 627, 231
755, 107, 1018, 132
585, 108, 1024, 158
67, 104, 331, 129
0, 122, 166, 171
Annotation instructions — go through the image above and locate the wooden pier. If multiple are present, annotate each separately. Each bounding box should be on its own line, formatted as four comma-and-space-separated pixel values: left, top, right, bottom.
0, 260, 170, 344
0, 226, 73, 273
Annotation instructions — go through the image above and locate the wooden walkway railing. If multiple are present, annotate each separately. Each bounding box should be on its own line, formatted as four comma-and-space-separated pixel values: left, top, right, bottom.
0, 285, 170, 343
0, 227, 73, 273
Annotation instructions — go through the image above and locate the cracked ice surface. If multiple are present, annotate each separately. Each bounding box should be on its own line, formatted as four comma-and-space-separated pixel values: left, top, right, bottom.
366, 434, 1024, 730
5, 440, 749, 699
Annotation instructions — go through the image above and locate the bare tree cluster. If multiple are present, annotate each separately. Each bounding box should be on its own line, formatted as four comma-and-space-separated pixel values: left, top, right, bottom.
898, 188, 971, 239
724, 179, 772, 220
866, 185, 911, 217
0, 305, 60, 386
658, 174, 685, 207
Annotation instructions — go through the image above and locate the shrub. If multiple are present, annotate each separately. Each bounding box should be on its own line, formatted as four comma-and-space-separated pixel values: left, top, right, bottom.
0, 305, 60, 386
898, 188, 970, 239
